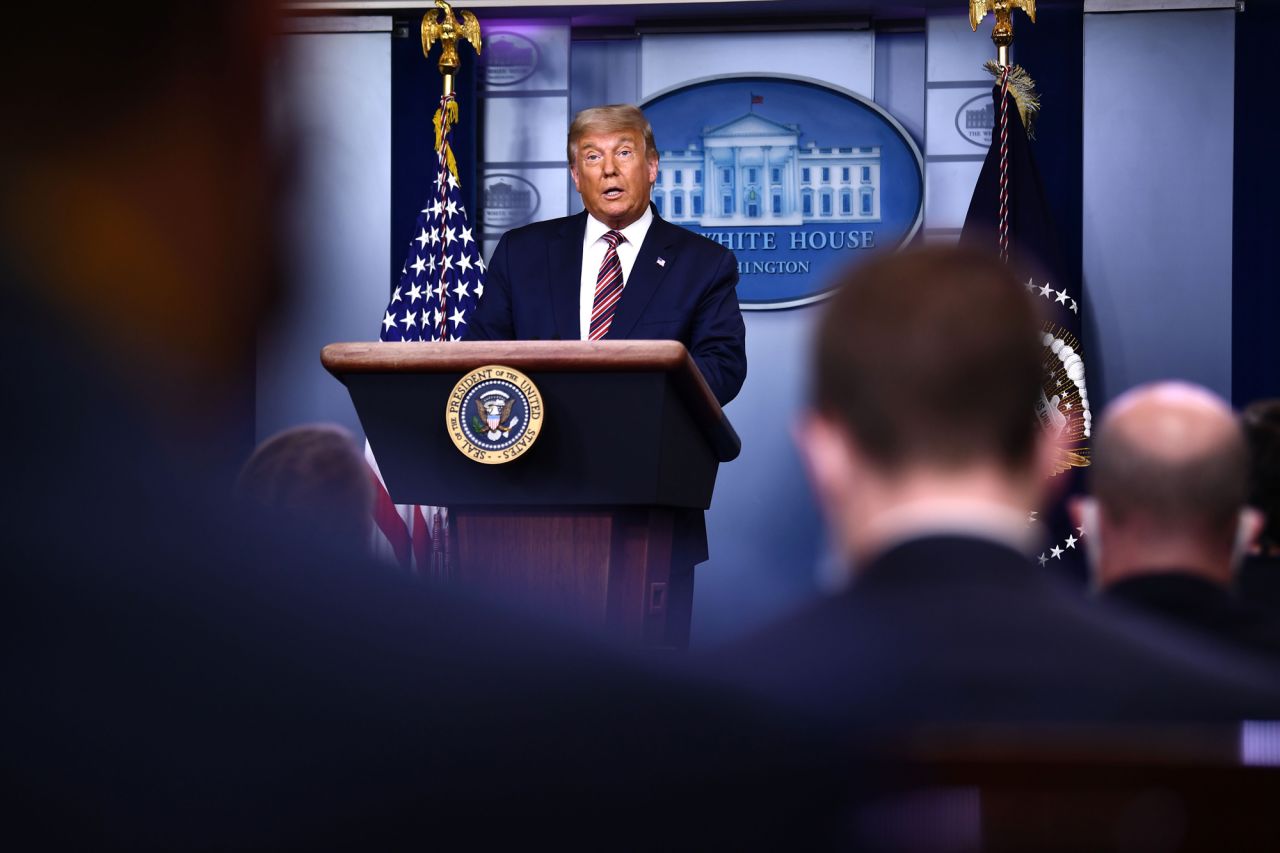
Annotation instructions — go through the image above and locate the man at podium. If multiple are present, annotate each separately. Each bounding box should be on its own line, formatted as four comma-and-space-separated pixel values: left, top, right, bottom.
470, 104, 747, 408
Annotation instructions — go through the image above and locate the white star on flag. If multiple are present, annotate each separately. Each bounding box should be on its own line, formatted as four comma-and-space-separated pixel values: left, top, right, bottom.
377, 132, 483, 344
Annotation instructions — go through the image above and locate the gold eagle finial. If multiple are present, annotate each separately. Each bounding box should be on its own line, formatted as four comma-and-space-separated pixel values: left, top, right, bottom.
970, 0, 1036, 63
421, 0, 482, 77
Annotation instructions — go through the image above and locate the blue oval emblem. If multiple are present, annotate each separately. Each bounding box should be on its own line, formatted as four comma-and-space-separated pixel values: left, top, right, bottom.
484, 32, 540, 87
642, 76, 923, 309
955, 92, 993, 148
482, 173, 541, 230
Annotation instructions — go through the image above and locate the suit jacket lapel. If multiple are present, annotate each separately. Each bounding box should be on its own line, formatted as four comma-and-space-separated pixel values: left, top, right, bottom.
547, 212, 587, 340
608, 215, 676, 340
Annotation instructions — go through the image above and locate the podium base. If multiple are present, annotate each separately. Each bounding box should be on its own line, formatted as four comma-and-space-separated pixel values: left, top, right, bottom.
453, 507, 694, 649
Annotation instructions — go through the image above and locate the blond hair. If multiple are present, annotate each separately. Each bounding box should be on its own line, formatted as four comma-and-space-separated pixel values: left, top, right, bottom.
567, 104, 658, 164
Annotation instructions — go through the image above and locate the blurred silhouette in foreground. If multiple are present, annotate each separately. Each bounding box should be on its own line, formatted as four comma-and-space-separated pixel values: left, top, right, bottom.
1242, 398, 1280, 613
715, 246, 1280, 726
1079, 382, 1280, 662
237, 424, 375, 555
0, 3, 850, 847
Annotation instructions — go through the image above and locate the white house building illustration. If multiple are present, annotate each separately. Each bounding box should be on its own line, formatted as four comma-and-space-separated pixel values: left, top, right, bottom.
651, 111, 881, 226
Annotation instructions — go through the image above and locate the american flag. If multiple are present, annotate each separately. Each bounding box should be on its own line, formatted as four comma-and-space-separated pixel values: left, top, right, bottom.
367, 93, 485, 578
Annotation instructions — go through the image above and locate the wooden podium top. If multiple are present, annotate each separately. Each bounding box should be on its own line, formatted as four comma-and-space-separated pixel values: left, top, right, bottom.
322, 340, 741, 462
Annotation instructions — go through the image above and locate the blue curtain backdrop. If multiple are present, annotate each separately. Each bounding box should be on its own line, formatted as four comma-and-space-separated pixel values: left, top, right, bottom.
1233, 2, 1280, 407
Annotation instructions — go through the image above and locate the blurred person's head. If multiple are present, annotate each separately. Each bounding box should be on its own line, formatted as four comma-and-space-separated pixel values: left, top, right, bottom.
796, 245, 1050, 569
0, 2, 285, 461
236, 424, 373, 553
1076, 382, 1261, 589
1243, 399, 1280, 555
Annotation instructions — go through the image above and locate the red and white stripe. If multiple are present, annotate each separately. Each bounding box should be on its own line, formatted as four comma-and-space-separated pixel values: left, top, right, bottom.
588, 232, 625, 340
997, 65, 1012, 263
365, 439, 448, 579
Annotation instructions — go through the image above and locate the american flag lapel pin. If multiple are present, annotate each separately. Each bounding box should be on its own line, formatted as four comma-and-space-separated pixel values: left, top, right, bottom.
656, 257, 666, 267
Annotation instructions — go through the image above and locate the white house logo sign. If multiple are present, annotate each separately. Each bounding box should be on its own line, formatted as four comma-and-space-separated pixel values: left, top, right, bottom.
642, 76, 923, 309
955, 93, 994, 148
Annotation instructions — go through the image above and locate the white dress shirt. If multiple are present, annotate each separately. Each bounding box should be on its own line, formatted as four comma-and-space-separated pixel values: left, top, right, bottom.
578, 207, 654, 340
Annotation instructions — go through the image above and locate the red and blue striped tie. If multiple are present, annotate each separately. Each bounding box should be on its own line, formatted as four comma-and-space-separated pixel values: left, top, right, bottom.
588, 230, 626, 340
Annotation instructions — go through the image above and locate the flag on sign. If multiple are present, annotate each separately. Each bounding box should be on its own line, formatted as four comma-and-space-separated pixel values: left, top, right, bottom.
750, 93, 764, 106
960, 63, 1092, 583
367, 92, 485, 578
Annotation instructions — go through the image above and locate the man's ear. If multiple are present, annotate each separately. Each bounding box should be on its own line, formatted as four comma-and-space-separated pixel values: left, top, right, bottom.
569, 163, 581, 193
1067, 495, 1086, 534
1031, 427, 1066, 506
1238, 506, 1265, 558
647, 154, 659, 185
792, 411, 857, 517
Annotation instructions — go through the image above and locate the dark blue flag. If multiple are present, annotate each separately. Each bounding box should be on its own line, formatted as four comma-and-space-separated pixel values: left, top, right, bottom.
961, 72, 1093, 581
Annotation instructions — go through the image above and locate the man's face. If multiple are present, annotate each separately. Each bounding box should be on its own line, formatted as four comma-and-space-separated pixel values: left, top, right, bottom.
570, 128, 658, 230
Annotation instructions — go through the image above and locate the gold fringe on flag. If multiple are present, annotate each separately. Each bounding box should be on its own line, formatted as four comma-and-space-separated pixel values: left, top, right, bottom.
432, 97, 460, 181
984, 59, 1040, 138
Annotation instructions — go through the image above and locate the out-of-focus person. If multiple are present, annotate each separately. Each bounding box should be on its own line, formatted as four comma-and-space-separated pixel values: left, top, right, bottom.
714, 246, 1280, 726
1075, 383, 1280, 661
236, 424, 374, 555
1, 2, 282, 483
0, 4, 850, 848
1241, 398, 1280, 612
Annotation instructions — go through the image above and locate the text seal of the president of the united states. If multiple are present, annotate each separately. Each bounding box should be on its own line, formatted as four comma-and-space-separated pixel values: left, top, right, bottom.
446, 364, 543, 464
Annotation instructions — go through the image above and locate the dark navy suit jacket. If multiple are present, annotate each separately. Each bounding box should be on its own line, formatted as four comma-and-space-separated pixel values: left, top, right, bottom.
1104, 572, 1280, 663
470, 209, 747, 407
719, 536, 1280, 726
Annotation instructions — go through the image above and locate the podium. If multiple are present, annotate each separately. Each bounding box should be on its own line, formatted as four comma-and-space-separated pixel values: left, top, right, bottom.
321, 340, 740, 648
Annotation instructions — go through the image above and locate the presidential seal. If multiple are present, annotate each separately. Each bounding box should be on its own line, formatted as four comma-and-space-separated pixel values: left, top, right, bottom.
446, 364, 543, 464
